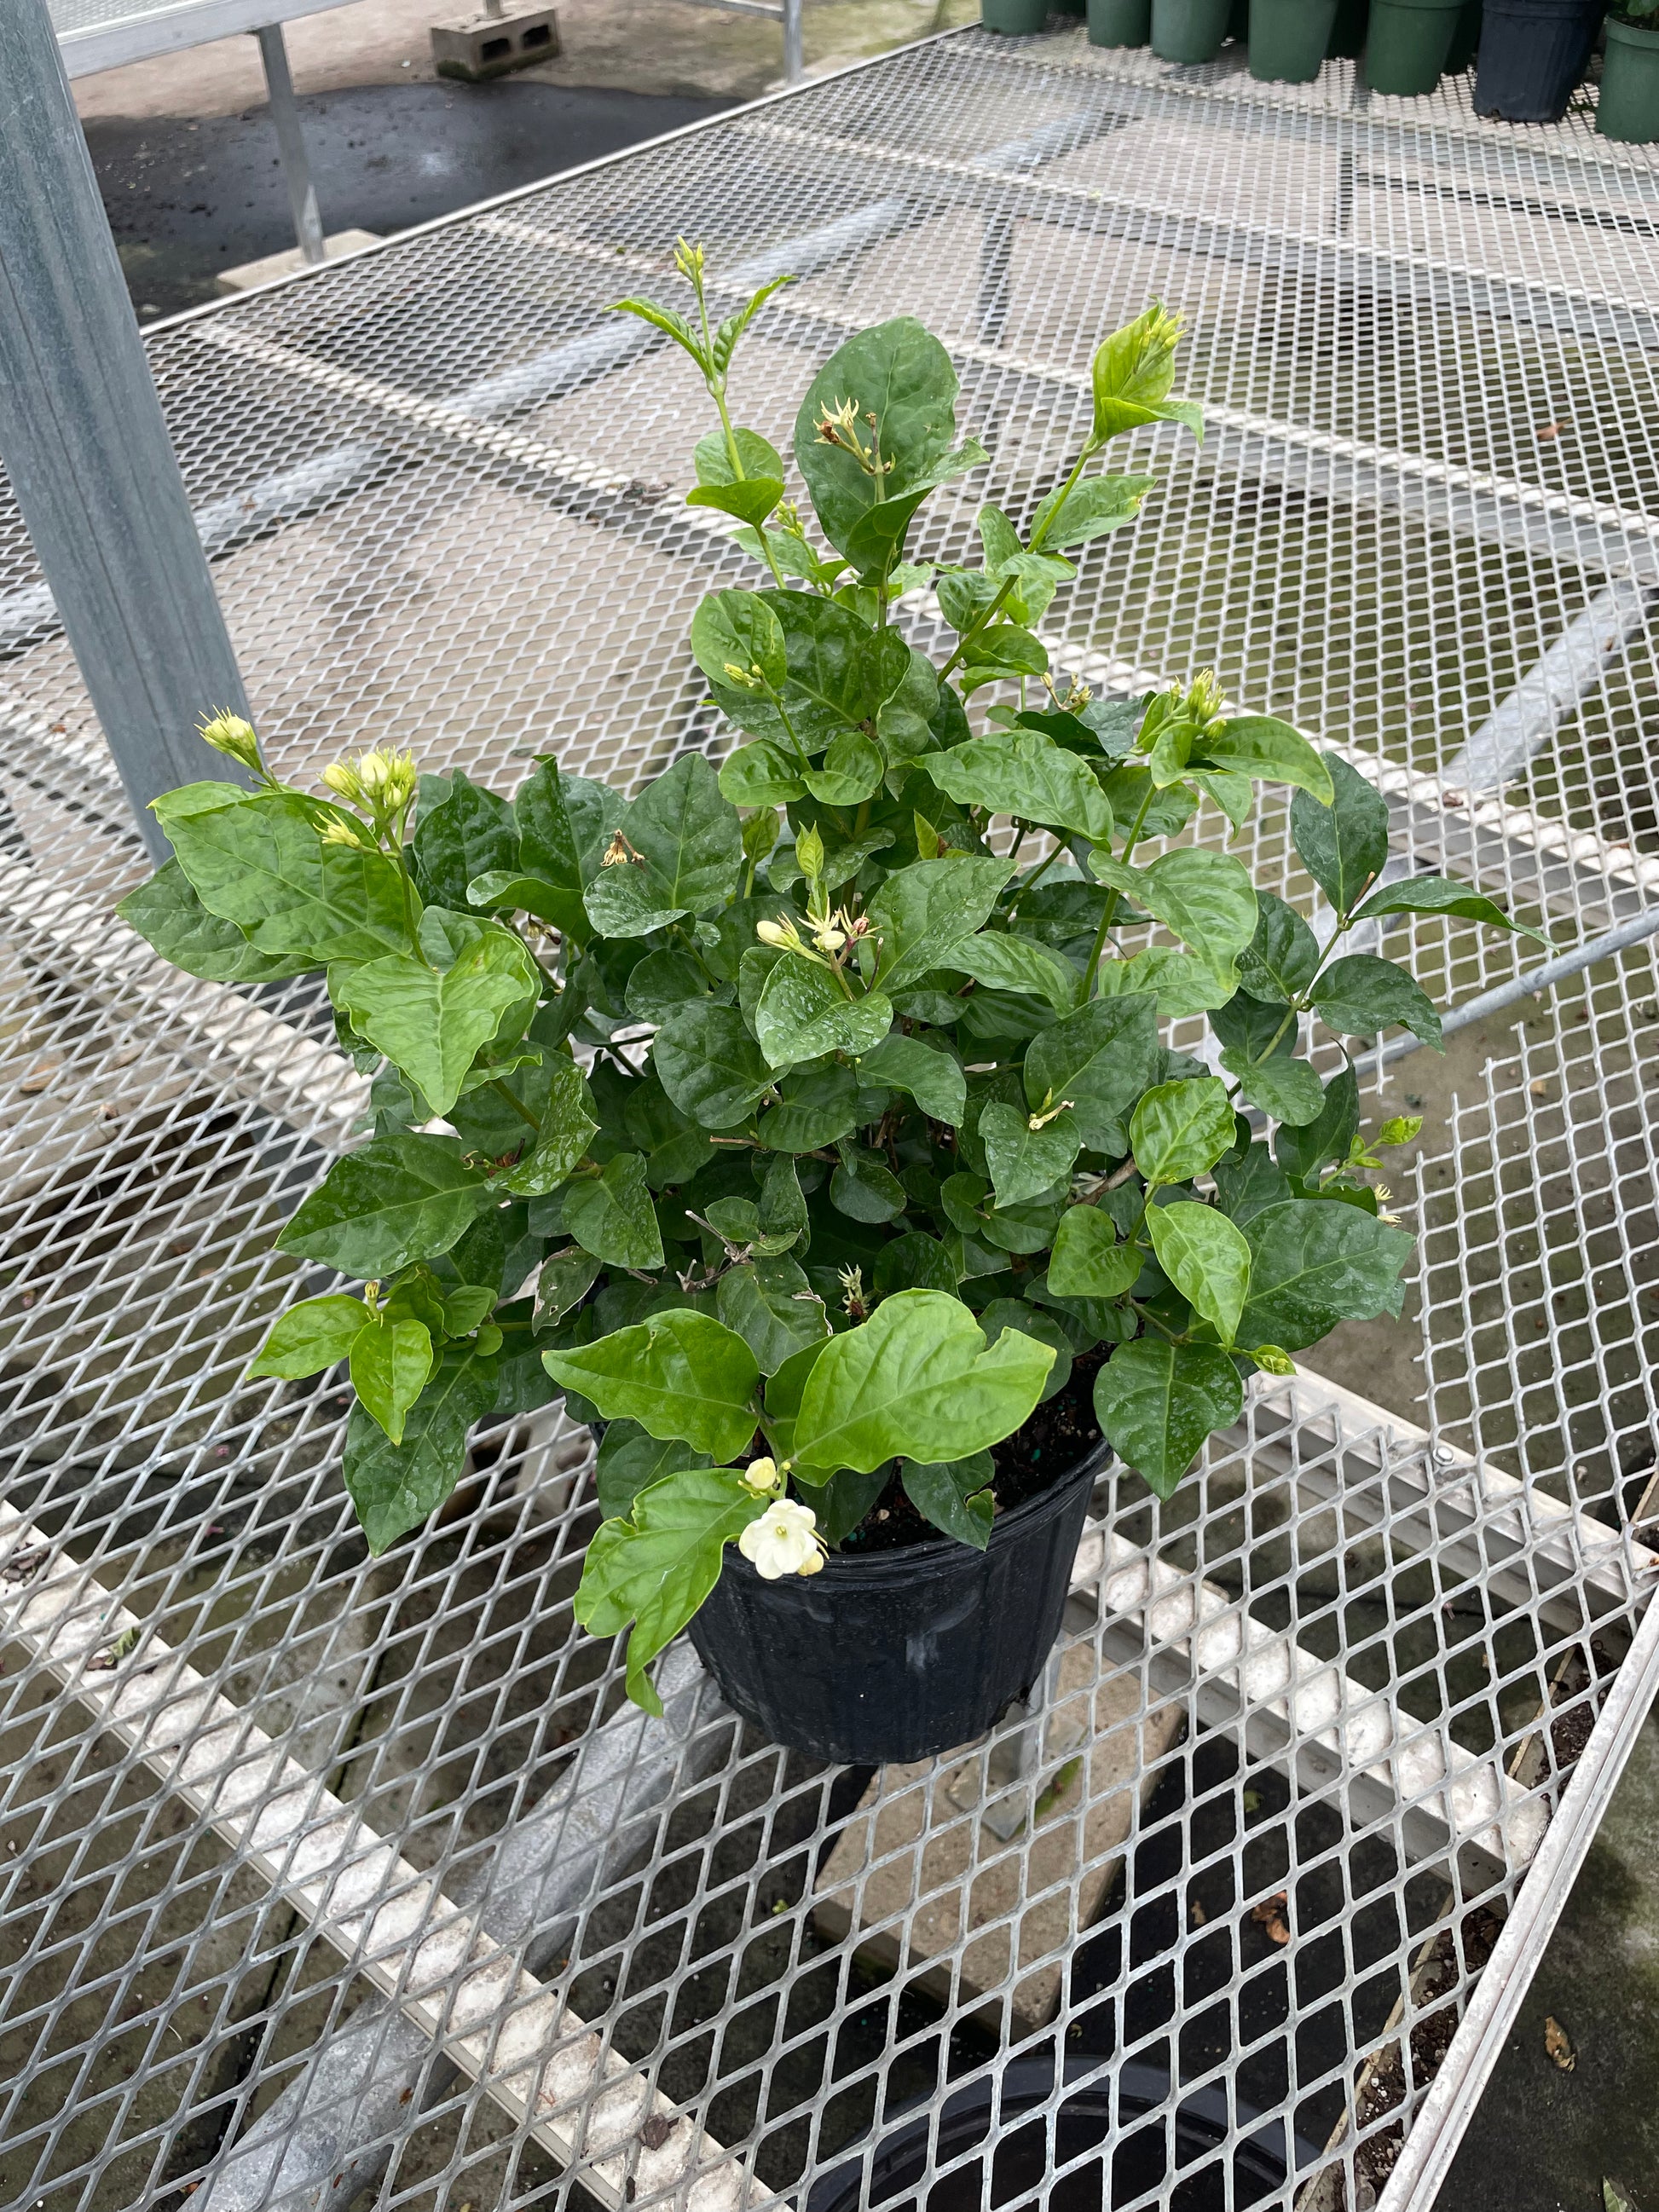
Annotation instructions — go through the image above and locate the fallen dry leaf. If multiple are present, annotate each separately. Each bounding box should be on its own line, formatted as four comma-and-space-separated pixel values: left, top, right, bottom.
1537, 422, 1563, 441
1604, 2180, 1633, 2212
1544, 2014, 1575, 2071
1251, 1891, 1292, 1945
1191, 1899, 1207, 1926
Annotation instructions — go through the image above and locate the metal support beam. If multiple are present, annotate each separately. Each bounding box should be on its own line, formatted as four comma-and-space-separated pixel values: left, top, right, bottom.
782, 0, 804, 84
0, 0, 251, 863
256, 23, 327, 265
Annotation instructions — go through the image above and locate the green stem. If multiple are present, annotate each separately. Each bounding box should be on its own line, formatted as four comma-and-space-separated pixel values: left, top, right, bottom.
938, 573, 1019, 682
490, 1079, 542, 1134
1083, 780, 1157, 998
1028, 448, 1091, 554
1128, 1296, 1188, 1346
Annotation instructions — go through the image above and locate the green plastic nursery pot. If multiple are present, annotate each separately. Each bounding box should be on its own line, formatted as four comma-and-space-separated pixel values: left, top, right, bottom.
981, 0, 1050, 31
1152, 0, 1233, 58
1365, 0, 1463, 90
1326, 0, 1369, 50
1599, 14, 1659, 138
1090, 0, 1153, 41
1250, 0, 1340, 76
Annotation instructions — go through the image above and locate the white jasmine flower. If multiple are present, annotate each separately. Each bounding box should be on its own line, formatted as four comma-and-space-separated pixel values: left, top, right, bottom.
739, 1498, 827, 1580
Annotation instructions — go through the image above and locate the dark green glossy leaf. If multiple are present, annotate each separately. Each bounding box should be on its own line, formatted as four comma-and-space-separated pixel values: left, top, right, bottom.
564, 1152, 666, 1269
1238, 892, 1320, 1004
1237, 1199, 1413, 1349
1221, 1047, 1327, 1126
1024, 994, 1163, 1152
1275, 1064, 1360, 1181
757, 1060, 861, 1152
1291, 754, 1389, 917
949, 931, 1080, 1014
411, 771, 518, 911
1198, 715, 1333, 802
278, 1135, 493, 1278
1312, 954, 1442, 1048
544, 1308, 760, 1462
900, 1453, 996, 1547
342, 1344, 498, 1553
717, 1256, 830, 1372
980, 1101, 1082, 1209
857, 1033, 966, 1125
1092, 1337, 1240, 1500
868, 855, 1014, 993
1089, 847, 1257, 964
595, 1420, 715, 1521
754, 954, 893, 1070
118, 859, 316, 983
1347, 872, 1551, 945
496, 1059, 599, 1194
653, 1002, 773, 1129
831, 1144, 908, 1223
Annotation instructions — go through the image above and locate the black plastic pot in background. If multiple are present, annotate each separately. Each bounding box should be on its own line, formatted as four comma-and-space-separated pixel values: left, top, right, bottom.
689, 1437, 1107, 1765
1444, 0, 1483, 67
1327, 0, 1371, 52
804, 2051, 1315, 2211
1473, 0, 1603, 113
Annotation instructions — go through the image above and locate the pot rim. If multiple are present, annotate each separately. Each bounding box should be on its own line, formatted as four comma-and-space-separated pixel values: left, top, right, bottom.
1605, 10, 1659, 36
724, 1429, 1114, 1592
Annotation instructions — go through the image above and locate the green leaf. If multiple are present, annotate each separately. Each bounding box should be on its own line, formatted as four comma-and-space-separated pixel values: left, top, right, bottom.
1348, 873, 1552, 945
1238, 892, 1320, 1004
1291, 754, 1389, 917
247, 1294, 367, 1378
691, 587, 787, 693
1275, 1064, 1361, 1181
794, 317, 986, 571
496, 1059, 599, 1194
118, 859, 316, 984
949, 932, 1080, 1014
1312, 955, 1442, 1048
831, 1144, 908, 1223
980, 1101, 1082, 1209
277, 1135, 493, 1278
1213, 1143, 1293, 1227
868, 855, 1014, 993
957, 625, 1050, 691
708, 592, 905, 750
564, 1152, 666, 1269
1130, 1077, 1238, 1188
575, 1468, 765, 1714
536, 1245, 602, 1326
411, 771, 518, 911
1028, 471, 1156, 550
752, 955, 892, 1070
153, 785, 414, 965
1238, 1200, 1413, 1350
582, 865, 687, 939
900, 1453, 996, 1549
342, 1343, 499, 1553
595, 1421, 714, 1521
1047, 1207, 1142, 1299
717, 742, 805, 809
1146, 1201, 1251, 1346
1220, 1048, 1327, 1127
1092, 1338, 1240, 1501
1198, 716, 1334, 803
509, 756, 587, 933
1024, 993, 1163, 1152
623, 950, 718, 1025
857, 1034, 966, 1125
687, 452, 785, 526
336, 917, 540, 1118
653, 1002, 773, 1129
1089, 847, 1257, 964
977, 1300, 1073, 1403
627, 752, 746, 921
717, 1257, 830, 1373
1186, 766, 1253, 832
349, 1315, 436, 1446
711, 274, 795, 373
544, 1308, 760, 1462
1095, 945, 1240, 1019
793, 1290, 1055, 1473
873, 1232, 960, 1297
1083, 302, 1203, 454
759, 1061, 861, 1152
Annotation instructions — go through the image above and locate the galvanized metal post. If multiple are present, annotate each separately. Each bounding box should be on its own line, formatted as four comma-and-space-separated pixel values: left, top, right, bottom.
783, 0, 805, 86
0, 0, 252, 863
256, 24, 327, 266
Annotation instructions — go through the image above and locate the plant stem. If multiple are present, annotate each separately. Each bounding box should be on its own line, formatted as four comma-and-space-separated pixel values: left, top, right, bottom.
1083, 780, 1156, 998
489, 1079, 542, 1133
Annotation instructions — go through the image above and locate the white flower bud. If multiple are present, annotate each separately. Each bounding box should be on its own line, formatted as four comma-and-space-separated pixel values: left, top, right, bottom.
738, 1498, 827, 1580
814, 927, 846, 953
199, 712, 263, 775
742, 1456, 781, 1495
321, 761, 365, 805
754, 918, 794, 948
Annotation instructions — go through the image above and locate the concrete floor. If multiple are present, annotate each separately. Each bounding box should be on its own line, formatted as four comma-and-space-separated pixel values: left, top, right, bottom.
51, 3, 1659, 2200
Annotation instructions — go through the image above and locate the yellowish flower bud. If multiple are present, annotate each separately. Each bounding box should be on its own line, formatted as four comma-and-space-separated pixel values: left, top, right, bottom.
199, 712, 263, 776
742, 1456, 781, 1495
814, 926, 846, 953
755, 917, 794, 949
321, 761, 365, 805
320, 817, 372, 849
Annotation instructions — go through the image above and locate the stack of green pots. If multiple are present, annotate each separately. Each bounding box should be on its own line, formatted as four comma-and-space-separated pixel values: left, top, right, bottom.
1601, 4, 1659, 137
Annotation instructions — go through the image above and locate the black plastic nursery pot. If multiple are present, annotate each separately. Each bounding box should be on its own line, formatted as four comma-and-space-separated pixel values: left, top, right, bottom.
1326, 0, 1370, 51
1473, 0, 1601, 115
689, 1435, 1107, 1766
1598, 10, 1659, 132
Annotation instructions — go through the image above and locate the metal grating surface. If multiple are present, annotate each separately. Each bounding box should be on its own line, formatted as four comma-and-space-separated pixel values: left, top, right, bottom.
5, 29, 1659, 2212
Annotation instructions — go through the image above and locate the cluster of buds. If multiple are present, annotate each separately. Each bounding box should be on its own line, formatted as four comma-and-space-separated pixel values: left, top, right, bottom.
754, 823, 872, 967
601, 829, 647, 868
199, 711, 267, 778
737, 1496, 826, 1580
321, 744, 417, 823
836, 1264, 868, 1321
812, 396, 887, 482
1043, 673, 1094, 715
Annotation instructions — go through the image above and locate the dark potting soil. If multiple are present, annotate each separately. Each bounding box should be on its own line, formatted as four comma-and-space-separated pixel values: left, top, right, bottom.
837, 1345, 1107, 1556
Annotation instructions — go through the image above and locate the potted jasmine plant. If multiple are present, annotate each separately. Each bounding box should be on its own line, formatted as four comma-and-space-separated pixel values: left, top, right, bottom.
120, 248, 1540, 1765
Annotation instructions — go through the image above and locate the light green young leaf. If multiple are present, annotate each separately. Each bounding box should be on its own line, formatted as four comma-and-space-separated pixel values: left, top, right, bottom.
1146, 1201, 1251, 1346
858, 1033, 967, 1125
717, 1257, 830, 1373
1219, 1047, 1327, 1127
1022, 993, 1163, 1152
1047, 1206, 1142, 1299
1130, 1077, 1238, 1187
563, 1152, 666, 1269
595, 1421, 715, 1521
1275, 1063, 1361, 1181
654, 1002, 774, 1129
980, 1100, 1082, 1209
247, 1295, 368, 1379
711, 272, 796, 373
1083, 302, 1204, 454
753, 953, 893, 1070
342, 1343, 499, 1554
118, 859, 317, 984
575, 1468, 766, 1714
335, 919, 540, 1118
497, 1059, 599, 1195
802, 730, 886, 806
1237, 1199, 1413, 1350
1027, 472, 1155, 550
1348, 873, 1552, 945
1092, 1338, 1241, 1500
610, 294, 707, 370
543, 1307, 761, 1462
1198, 715, 1334, 803
793, 1289, 1055, 1472
868, 855, 1014, 993
1291, 754, 1389, 916
1312, 954, 1442, 1048
717, 742, 806, 808
924, 731, 1114, 844
350, 1315, 436, 1445
900, 1453, 996, 1549
949, 931, 1080, 1014
687, 429, 785, 526
277, 1135, 493, 1278
1089, 846, 1258, 965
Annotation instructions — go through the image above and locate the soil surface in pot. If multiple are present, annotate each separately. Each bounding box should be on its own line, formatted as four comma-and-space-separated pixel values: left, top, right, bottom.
838, 1344, 1107, 1556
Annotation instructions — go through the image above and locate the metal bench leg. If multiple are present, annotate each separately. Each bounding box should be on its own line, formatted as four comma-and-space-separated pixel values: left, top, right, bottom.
256, 23, 327, 265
